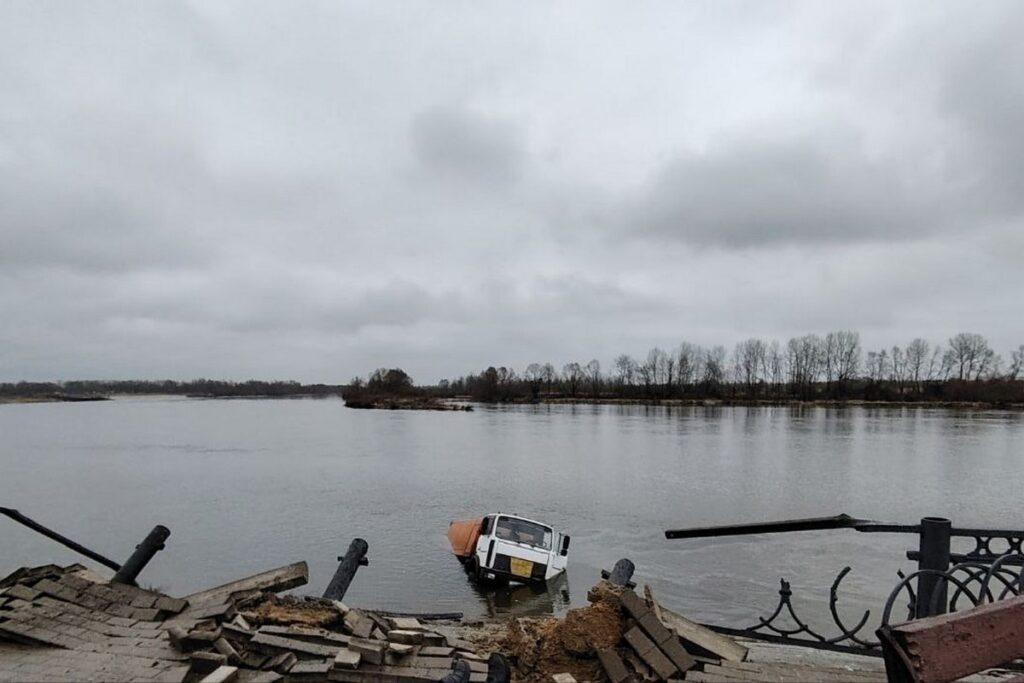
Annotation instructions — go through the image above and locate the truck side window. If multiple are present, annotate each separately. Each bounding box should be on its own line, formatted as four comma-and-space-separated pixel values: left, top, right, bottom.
480, 516, 492, 535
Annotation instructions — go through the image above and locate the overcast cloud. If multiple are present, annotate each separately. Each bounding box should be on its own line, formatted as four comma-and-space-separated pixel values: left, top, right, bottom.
1, 1, 1022, 383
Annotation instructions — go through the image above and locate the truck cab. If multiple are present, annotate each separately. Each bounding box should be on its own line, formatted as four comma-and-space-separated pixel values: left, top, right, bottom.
449, 513, 570, 584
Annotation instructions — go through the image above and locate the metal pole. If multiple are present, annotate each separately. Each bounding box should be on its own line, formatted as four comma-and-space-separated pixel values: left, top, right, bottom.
601, 558, 636, 587
916, 517, 951, 618
0, 506, 121, 572
323, 538, 369, 601
111, 525, 171, 585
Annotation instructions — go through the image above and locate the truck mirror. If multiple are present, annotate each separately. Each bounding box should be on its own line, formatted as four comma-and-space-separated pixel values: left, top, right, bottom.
560, 535, 571, 556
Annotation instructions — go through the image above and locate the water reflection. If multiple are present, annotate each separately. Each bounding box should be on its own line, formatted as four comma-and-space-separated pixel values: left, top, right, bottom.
470, 572, 572, 618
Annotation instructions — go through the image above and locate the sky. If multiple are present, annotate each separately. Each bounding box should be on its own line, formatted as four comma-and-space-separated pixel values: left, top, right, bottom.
1, 1, 1022, 384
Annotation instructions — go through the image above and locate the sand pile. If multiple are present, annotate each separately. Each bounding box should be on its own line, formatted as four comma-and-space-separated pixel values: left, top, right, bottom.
241, 593, 342, 629
501, 582, 625, 683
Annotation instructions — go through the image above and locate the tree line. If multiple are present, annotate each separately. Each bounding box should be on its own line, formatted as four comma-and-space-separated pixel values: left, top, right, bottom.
0, 379, 344, 399
423, 332, 1024, 404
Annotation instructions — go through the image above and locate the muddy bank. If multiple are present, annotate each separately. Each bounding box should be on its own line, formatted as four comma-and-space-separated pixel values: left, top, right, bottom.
344, 395, 473, 411
0, 394, 110, 404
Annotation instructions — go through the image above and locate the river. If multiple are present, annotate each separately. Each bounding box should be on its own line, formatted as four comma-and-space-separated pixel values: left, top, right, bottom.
1, 397, 1021, 633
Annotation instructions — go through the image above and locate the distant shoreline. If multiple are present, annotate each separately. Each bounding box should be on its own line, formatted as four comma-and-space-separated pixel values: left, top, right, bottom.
513, 396, 1024, 410
2, 393, 1020, 411
0, 394, 110, 405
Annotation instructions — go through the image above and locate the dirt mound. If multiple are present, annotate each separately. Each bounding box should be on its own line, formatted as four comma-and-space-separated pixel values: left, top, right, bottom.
242, 594, 341, 629
501, 584, 625, 683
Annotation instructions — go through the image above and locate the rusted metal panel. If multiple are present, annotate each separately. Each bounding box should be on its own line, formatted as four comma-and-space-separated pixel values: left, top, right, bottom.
881, 594, 1024, 683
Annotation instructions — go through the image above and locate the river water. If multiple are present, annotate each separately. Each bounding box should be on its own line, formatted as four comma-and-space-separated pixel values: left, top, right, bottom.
1, 397, 1022, 632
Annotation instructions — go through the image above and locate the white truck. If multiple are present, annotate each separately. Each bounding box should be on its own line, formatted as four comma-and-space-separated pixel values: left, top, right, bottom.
447, 513, 570, 584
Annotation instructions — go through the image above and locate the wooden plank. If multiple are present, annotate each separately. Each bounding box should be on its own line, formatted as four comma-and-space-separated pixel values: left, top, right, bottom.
643, 585, 662, 621
330, 664, 454, 683
349, 637, 386, 665
200, 665, 239, 683
658, 635, 696, 674
4, 584, 41, 602
184, 562, 308, 607
685, 672, 747, 683
388, 629, 424, 645
213, 637, 242, 665
251, 631, 343, 658
290, 658, 334, 674
715, 660, 882, 678
334, 648, 362, 669
256, 624, 349, 647
262, 651, 298, 673
619, 589, 650, 620
420, 632, 447, 647
622, 650, 653, 681
704, 663, 884, 682
658, 604, 748, 662
884, 595, 1024, 683
235, 670, 284, 683
623, 626, 678, 680
191, 651, 229, 675
737, 642, 885, 672
344, 610, 375, 639
387, 617, 425, 631
597, 649, 630, 683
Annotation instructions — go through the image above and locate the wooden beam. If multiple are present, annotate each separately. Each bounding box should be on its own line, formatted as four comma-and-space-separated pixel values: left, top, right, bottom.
657, 603, 747, 663
184, 562, 308, 607
879, 595, 1024, 683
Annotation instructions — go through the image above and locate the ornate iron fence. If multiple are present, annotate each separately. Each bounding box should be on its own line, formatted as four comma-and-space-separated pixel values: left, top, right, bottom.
665, 515, 1024, 653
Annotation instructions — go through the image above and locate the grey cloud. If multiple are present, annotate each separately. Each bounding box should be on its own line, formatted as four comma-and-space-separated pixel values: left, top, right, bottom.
1, 1, 1023, 382
622, 135, 932, 247
938, 13, 1024, 210
410, 106, 524, 186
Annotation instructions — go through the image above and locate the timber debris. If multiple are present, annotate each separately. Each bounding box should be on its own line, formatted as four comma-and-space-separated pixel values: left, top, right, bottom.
0, 562, 483, 683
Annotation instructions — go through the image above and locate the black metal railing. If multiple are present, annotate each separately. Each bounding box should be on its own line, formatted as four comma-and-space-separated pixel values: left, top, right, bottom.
665, 514, 1024, 652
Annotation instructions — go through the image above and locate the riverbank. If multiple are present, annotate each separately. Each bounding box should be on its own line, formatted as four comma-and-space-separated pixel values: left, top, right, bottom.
0, 394, 109, 404
344, 395, 473, 411
484, 396, 1024, 410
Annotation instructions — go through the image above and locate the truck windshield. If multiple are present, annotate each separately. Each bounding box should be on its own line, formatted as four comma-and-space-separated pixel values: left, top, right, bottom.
495, 516, 552, 550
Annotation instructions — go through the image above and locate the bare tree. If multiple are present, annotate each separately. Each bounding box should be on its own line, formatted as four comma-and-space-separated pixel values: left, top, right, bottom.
766, 340, 785, 395
643, 347, 668, 397
1008, 345, 1024, 381
541, 363, 557, 394
524, 363, 544, 399
733, 338, 767, 396
927, 345, 947, 381
832, 330, 861, 395
905, 338, 930, 393
866, 351, 884, 382
562, 362, 584, 397
945, 333, 997, 380
701, 346, 727, 392
675, 343, 700, 392
890, 345, 906, 393
613, 354, 636, 388
585, 359, 602, 397
787, 334, 822, 397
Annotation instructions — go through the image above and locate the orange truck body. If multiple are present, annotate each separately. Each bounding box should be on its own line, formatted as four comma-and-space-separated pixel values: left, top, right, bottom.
447, 517, 483, 558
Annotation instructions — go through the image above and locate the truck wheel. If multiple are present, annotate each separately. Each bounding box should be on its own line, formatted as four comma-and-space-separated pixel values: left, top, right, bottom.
466, 557, 480, 578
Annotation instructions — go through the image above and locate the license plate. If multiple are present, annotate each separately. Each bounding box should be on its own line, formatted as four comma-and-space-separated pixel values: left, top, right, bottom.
510, 557, 533, 578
